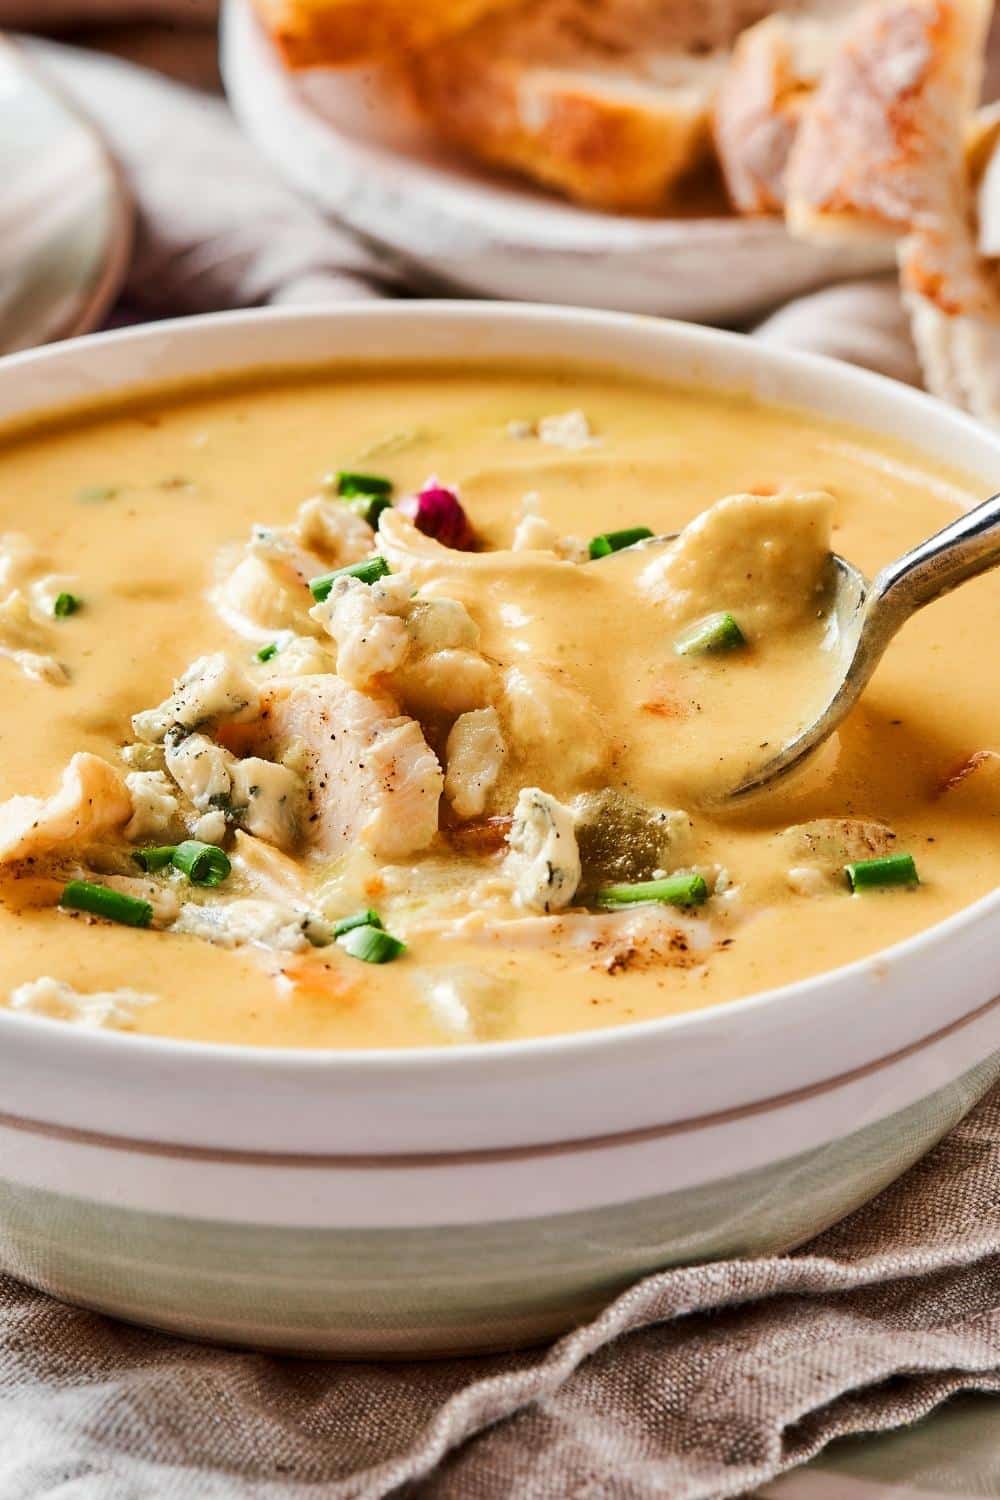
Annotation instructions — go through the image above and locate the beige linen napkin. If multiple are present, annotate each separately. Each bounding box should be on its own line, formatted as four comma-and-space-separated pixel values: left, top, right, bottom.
2, 27, 998, 1500
1, 1086, 1000, 1498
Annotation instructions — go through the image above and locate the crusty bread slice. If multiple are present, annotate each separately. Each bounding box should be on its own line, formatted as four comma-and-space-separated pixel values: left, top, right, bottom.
784, 0, 992, 243
902, 105, 1000, 425
713, 10, 856, 215
404, 47, 724, 212
252, 0, 521, 68
399, 0, 794, 213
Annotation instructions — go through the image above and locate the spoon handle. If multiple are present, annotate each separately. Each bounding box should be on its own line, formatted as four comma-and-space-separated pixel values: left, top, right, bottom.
866, 489, 1000, 630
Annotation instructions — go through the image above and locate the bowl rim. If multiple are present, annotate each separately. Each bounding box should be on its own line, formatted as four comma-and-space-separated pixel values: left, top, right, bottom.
0, 299, 997, 1081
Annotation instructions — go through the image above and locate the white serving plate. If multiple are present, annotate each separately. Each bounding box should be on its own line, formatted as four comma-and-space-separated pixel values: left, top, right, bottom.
0, 303, 996, 1356
0, 37, 131, 355
221, 0, 894, 321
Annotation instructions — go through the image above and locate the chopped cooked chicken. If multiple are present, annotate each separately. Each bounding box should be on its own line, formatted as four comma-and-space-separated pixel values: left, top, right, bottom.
213, 496, 375, 643
0, 753, 132, 865
505, 787, 581, 912
312, 570, 496, 718
132, 653, 260, 744
312, 573, 411, 688
640, 490, 834, 635
0, 591, 69, 686
445, 707, 507, 819
246, 675, 444, 860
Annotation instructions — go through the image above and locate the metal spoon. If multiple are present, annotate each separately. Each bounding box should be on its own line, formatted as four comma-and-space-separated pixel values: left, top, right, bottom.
729, 490, 1000, 798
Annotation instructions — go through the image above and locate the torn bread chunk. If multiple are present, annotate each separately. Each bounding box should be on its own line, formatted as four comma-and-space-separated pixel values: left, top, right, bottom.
786, 0, 991, 244
245, 675, 443, 860
445, 707, 508, 820
402, 6, 727, 213
505, 787, 581, 912
0, 753, 132, 865
714, 12, 850, 215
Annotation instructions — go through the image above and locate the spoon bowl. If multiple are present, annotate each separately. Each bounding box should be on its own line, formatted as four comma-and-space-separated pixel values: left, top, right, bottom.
729, 489, 1000, 798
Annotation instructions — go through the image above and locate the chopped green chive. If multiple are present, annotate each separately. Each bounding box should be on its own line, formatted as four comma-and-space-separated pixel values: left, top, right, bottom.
76, 483, 118, 503
255, 642, 279, 663
309, 556, 390, 602
595, 872, 709, 909
52, 592, 82, 619
332, 471, 393, 499
588, 526, 654, 560
348, 493, 394, 528
674, 611, 746, 656
60, 880, 153, 928
171, 840, 232, 888
337, 923, 406, 964
133, 845, 177, 874
332, 909, 384, 938
845, 853, 919, 892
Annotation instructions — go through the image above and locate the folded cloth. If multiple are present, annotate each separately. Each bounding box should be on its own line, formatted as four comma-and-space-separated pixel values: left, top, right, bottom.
26, 39, 406, 318
2, 30, 997, 1500
2, 1087, 1000, 1498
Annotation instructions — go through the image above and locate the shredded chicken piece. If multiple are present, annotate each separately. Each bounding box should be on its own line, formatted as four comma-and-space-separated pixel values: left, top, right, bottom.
445, 707, 507, 819
247, 675, 444, 860
0, 753, 131, 865
0, 591, 68, 686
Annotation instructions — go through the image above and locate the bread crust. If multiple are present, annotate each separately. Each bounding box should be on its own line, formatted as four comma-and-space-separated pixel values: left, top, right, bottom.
785, 0, 991, 242
252, 0, 519, 68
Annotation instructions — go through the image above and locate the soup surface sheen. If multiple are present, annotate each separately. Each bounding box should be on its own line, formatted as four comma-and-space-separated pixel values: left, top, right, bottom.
0, 364, 996, 1048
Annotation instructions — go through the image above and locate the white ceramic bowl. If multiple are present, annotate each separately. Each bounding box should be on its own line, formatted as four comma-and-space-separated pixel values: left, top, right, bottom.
0, 304, 997, 1356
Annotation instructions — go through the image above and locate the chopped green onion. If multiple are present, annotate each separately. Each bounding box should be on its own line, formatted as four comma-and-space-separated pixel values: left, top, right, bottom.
332, 909, 384, 938
332, 471, 393, 499
133, 845, 177, 873
52, 592, 82, 619
171, 840, 232, 888
76, 483, 118, 504
337, 923, 406, 964
348, 493, 393, 529
309, 556, 390, 602
255, 642, 279, 663
845, 853, 919, 892
595, 872, 709, 909
60, 880, 153, 928
588, 526, 654, 560
674, 611, 746, 656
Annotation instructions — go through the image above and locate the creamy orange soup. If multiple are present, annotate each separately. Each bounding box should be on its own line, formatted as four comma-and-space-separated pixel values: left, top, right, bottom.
0, 364, 995, 1047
